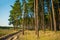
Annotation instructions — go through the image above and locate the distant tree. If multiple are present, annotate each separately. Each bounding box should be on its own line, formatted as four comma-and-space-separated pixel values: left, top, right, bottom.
53, 0, 60, 30
44, 0, 53, 30
22, 0, 28, 35
48, 0, 53, 30
39, 0, 45, 31
8, 0, 22, 30
27, 0, 34, 30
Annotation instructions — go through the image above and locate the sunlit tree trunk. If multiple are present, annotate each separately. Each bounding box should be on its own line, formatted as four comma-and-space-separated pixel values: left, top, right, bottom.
34, 0, 36, 34
36, 0, 39, 37
51, 0, 56, 31
34, 0, 39, 37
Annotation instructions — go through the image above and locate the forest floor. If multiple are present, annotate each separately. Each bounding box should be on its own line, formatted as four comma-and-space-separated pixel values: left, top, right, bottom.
19, 30, 60, 40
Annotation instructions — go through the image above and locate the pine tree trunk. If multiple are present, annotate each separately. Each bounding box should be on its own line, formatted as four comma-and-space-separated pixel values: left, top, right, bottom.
22, 25, 24, 35
59, 9, 60, 30
41, 0, 45, 31
58, 1, 60, 30
34, 0, 36, 34
51, 0, 56, 31
48, 0, 53, 30
13, 25, 15, 30
36, 0, 39, 37
34, 0, 39, 37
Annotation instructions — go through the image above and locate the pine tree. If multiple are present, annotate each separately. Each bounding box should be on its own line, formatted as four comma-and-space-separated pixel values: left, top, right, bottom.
8, 0, 22, 30
27, 0, 34, 30
51, 0, 56, 31
22, 0, 28, 35
34, 0, 39, 37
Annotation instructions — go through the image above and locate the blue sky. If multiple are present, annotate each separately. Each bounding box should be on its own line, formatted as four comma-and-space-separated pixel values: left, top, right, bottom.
0, 0, 16, 26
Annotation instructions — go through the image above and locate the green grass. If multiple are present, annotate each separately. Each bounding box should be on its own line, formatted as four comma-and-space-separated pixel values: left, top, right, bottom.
0, 29, 18, 37
19, 30, 60, 40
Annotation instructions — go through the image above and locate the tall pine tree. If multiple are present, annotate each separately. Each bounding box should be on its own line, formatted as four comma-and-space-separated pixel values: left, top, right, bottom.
8, 0, 22, 30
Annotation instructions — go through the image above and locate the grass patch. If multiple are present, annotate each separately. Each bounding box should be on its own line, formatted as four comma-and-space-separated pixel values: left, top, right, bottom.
0, 29, 18, 37
19, 30, 60, 40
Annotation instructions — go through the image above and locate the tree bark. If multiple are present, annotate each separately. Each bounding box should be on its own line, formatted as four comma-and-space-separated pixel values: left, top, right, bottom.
51, 0, 56, 31
41, 0, 45, 31
34, 0, 39, 37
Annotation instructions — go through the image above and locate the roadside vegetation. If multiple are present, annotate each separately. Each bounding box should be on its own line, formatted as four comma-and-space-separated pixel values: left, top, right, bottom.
19, 30, 60, 40
0, 27, 19, 37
